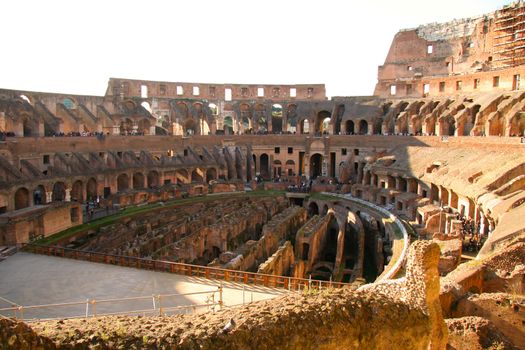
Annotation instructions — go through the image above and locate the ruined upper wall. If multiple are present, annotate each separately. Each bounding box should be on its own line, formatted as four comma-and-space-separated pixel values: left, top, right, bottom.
375, 1, 525, 98
106, 78, 327, 101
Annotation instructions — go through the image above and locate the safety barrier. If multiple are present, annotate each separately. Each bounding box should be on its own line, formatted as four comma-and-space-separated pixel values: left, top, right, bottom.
22, 243, 351, 291
0, 288, 222, 322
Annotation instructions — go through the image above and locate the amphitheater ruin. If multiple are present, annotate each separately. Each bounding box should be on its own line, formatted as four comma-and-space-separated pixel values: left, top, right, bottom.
1, 1, 524, 349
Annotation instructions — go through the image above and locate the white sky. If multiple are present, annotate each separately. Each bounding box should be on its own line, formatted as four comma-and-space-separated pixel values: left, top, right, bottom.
1, 0, 512, 98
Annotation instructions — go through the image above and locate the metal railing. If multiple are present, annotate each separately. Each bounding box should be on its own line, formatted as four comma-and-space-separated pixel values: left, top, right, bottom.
0, 288, 222, 322
22, 243, 351, 291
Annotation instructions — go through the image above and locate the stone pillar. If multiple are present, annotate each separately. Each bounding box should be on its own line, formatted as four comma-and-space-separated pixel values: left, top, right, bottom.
356, 162, 365, 183
65, 189, 71, 202
46, 192, 53, 203
334, 228, 345, 272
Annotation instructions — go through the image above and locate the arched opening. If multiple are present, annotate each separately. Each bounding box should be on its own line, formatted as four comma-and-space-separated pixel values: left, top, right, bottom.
440, 116, 456, 136
137, 119, 151, 135
33, 185, 46, 205
299, 119, 310, 134
86, 178, 97, 201
206, 168, 217, 182
191, 169, 204, 183
271, 104, 283, 133
184, 118, 197, 136
133, 172, 145, 189
322, 215, 339, 262
273, 160, 282, 178
440, 186, 449, 205
224, 116, 234, 135
14, 187, 30, 210
260, 153, 270, 180
117, 174, 129, 192
286, 104, 298, 133
321, 204, 329, 215
241, 117, 251, 132
120, 118, 134, 135
345, 120, 354, 135
23, 118, 38, 137
508, 113, 525, 137
358, 120, 369, 135
208, 103, 218, 115
310, 153, 323, 179
71, 180, 83, 202
316, 111, 331, 134
176, 169, 190, 184
285, 160, 295, 176
257, 115, 267, 133
147, 171, 160, 188
430, 183, 439, 203
302, 243, 310, 260
63, 98, 76, 109
321, 117, 331, 134
450, 190, 459, 210
52, 182, 66, 201
254, 104, 266, 132
308, 202, 319, 217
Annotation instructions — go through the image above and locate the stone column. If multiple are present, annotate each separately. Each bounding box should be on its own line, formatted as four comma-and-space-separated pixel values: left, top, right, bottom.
46, 192, 53, 203
65, 189, 71, 202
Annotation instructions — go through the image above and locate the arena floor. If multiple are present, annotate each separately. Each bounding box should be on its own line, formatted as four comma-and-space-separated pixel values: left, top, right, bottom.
0, 252, 289, 320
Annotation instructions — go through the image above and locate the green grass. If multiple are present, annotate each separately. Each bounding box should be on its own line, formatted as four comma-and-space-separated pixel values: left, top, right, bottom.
34, 191, 285, 246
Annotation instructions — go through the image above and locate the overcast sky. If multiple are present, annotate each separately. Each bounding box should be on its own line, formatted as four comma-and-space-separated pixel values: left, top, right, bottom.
1, 0, 512, 97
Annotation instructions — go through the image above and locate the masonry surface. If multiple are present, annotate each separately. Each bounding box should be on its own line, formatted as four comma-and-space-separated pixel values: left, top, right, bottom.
0, 1, 525, 349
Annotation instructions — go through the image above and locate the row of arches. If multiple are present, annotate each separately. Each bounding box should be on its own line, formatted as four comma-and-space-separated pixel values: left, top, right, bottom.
12, 167, 220, 211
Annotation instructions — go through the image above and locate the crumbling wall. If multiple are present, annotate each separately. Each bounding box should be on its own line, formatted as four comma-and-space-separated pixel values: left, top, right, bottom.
257, 241, 295, 276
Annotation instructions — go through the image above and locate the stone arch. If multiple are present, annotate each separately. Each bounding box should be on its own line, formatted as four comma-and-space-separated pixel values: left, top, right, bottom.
52, 182, 66, 201
321, 204, 329, 215
308, 202, 319, 217
315, 110, 331, 134
71, 180, 83, 202
260, 153, 270, 180
450, 190, 459, 210
191, 168, 204, 183
285, 159, 295, 176
133, 172, 145, 189
286, 104, 298, 132
86, 178, 97, 201
358, 120, 369, 135
345, 120, 354, 135
176, 101, 189, 119
440, 116, 456, 136
176, 169, 190, 184
117, 174, 130, 192
14, 187, 30, 210
183, 118, 197, 136
137, 119, 151, 135
271, 104, 283, 133
254, 104, 267, 132
23, 118, 39, 137
206, 168, 217, 182
299, 118, 310, 134
33, 185, 46, 205
120, 118, 133, 135
310, 153, 323, 179
147, 170, 160, 188
508, 113, 525, 137
224, 116, 234, 135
